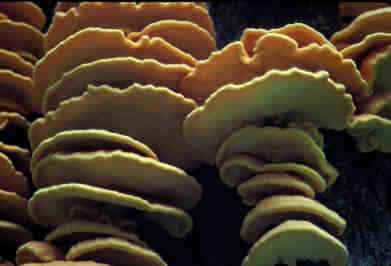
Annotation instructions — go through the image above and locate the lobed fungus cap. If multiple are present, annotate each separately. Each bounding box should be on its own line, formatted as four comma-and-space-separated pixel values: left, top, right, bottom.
30, 84, 201, 170
28, 183, 193, 238
0, 20, 43, 58
34, 28, 197, 108
241, 220, 348, 266
183, 68, 355, 163
45, 2, 215, 51
0, 2, 46, 30
216, 125, 338, 185
65, 237, 166, 266
240, 195, 346, 243
220, 154, 327, 193
0, 48, 33, 78
16, 241, 65, 265
331, 7, 391, 49
237, 173, 316, 206
45, 221, 148, 249
42, 56, 192, 113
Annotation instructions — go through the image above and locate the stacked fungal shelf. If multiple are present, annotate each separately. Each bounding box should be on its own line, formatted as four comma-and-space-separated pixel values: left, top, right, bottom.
332, 5, 391, 153
182, 23, 369, 266
20, 2, 216, 266
0, 2, 47, 264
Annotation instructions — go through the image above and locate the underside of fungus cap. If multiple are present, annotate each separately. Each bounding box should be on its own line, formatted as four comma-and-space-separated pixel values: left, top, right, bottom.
16, 241, 65, 265
31, 131, 201, 209
31, 129, 158, 170
30, 84, 201, 170
216, 125, 338, 185
45, 2, 215, 52
0, 69, 40, 114
0, 220, 33, 252
183, 68, 355, 163
237, 173, 316, 205
0, 20, 43, 58
220, 154, 327, 193
45, 221, 148, 249
331, 7, 391, 49
240, 23, 334, 57
42, 56, 192, 113
241, 220, 348, 266
65, 237, 166, 266
34, 28, 197, 108
0, 2, 46, 30
28, 183, 193, 238
348, 114, 391, 152
127, 20, 216, 60
240, 195, 346, 243
0, 48, 33, 78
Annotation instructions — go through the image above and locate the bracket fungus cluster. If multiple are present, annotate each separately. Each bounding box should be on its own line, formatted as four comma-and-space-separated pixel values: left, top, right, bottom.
183, 24, 355, 265
18, 2, 216, 266
0, 2, 47, 264
2, 2, 391, 266
332, 5, 391, 153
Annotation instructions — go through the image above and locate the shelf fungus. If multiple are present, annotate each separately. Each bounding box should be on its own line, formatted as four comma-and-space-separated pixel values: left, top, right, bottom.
334, 8, 391, 152
241, 195, 346, 243
183, 68, 355, 162
242, 220, 348, 266
30, 84, 201, 170
31, 129, 201, 210
54, 2, 209, 14
331, 7, 391, 50
0, 2, 45, 123
16, 241, 65, 265
183, 31, 350, 263
65, 238, 166, 266
21, 262, 111, 266
45, 2, 215, 52
0, 2, 45, 30
0, 20, 43, 60
27, 114, 202, 264
34, 28, 198, 110
220, 155, 327, 193
41, 57, 192, 113
338, 2, 389, 27
180, 23, 366, 105
216, 125, 338, 186
0, 112, 34, 259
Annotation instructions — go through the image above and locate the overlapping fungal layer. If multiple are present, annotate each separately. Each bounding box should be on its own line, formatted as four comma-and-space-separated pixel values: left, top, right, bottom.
34, 2, 216, 113
0, 113, 35, 262
332, 7, 391, 152
0, 2, 45, 117
27, 103, 202, 265
184, 24, 355, 265
24, 2, 214, 264
0, 2, 47, 262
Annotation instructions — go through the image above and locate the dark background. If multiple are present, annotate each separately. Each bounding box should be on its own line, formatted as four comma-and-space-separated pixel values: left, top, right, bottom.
31, 2, 391, 266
